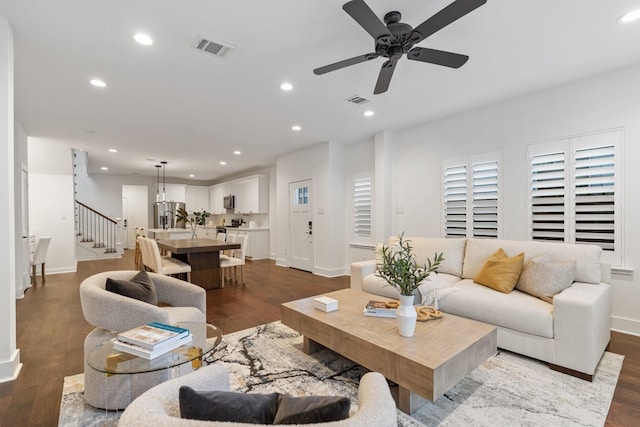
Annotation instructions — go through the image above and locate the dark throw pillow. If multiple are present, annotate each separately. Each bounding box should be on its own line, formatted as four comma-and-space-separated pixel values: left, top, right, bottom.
105, 270, 158, 305
179, 387, 280, 424
273, 394, 351, 425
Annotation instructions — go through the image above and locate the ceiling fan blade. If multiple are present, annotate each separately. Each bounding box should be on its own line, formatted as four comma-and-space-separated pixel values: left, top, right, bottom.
343, 0, 392, 41
373, 59, 397, 95
407, 47, 469, 68
314, 53, 379, 75
412, 0, 486, 43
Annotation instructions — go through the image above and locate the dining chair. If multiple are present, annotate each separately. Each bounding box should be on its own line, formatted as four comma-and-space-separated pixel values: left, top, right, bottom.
220, 234, 248, 286
31, 236, 52, 286
215, 232, 226, 241
143, 237, 192, 281
134, 228, 146, 269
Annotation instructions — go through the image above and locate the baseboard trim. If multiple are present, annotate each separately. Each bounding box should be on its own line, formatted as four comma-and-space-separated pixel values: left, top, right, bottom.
314, 266, 349, 278
0, 349, 22, 384
611, 315, 640, 336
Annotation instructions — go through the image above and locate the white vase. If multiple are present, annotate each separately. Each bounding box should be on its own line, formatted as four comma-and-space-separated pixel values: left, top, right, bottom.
396, 294, 417, 337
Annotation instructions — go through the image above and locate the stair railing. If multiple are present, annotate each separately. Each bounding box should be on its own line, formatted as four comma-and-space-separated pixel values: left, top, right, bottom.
75, 200, 117, 253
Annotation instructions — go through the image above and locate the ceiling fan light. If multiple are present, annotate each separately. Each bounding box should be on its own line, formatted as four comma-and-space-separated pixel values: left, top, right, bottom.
618, 9, 640, 23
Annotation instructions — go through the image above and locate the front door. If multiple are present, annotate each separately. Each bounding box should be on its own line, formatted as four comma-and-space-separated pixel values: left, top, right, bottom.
289, 179, 313, 272
122, 185, 148, 249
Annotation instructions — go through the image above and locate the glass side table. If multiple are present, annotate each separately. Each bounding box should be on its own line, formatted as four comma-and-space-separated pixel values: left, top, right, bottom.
88, 322, 223, 375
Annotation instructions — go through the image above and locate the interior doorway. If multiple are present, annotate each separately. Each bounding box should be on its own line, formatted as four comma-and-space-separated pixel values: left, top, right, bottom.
288, 179, 313, 272
20, 164, 30, 296
122, 185, 148, 249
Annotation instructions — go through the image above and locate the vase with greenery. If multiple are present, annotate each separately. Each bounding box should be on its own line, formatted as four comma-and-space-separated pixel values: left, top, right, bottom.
375, 233, 444, 337
176, 208, 211, 241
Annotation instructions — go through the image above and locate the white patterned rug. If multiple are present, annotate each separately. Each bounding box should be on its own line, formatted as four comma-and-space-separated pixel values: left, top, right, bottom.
60, 321, 623, 426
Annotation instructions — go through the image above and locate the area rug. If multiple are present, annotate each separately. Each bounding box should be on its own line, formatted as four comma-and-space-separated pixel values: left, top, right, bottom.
60, 321, 623, 426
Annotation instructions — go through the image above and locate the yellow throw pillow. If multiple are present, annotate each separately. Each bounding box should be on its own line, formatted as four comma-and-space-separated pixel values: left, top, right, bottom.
474, 248, 525, 293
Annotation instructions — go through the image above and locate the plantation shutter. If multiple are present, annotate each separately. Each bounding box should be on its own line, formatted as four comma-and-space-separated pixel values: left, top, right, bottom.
472, 160, 499, 238
353, 176, 372, 238
443, 165, 468, 237
573, 144, 616, 251
530, 151, 567, 242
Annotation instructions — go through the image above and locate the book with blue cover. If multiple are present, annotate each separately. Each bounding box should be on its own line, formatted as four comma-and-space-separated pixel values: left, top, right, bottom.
117, 322, 189, 350
113, 333, 193, 359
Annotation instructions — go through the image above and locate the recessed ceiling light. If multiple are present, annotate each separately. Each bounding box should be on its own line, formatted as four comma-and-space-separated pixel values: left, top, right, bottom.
291, 125, 301, 131
280, 82, 293, 91
234, 150, 241, 155
618, 9, 640, 23
189, 174, 195, 178
363, 110, 374, 117
100, 167, 108, 171
108, 148, 118, 153
134, 33, 153, 45
90, 79, 106, 88
219, 161, 227, 165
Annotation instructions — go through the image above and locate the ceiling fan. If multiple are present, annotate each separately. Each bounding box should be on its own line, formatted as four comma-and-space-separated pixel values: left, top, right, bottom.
313, 0, 487, 94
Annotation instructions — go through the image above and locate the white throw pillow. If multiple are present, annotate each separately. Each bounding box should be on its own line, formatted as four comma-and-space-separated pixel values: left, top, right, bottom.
516, 255, 576, 303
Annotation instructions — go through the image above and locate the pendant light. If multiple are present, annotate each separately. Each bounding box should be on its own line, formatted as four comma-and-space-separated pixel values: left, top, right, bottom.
161, 161, 167, 202
155, 165, 161, 202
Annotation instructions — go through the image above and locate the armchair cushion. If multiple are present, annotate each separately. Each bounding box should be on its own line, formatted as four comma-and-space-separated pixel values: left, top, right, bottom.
106, 270, 158, 305
179, 387, 279, 424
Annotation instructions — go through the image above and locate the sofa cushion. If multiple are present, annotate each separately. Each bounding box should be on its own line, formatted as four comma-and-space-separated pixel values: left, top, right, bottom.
273, 394, 351, 424
474, 248, 524, 293
438, 279, 554, 338
388, 236, 466, 277
516, 255, 576, 303
179, 387, 279, 423
363, 274, 403, 300
463, 238, 602, 284
105, 270, 158, 305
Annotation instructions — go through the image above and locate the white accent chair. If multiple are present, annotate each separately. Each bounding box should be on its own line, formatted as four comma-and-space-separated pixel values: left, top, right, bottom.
118, 365, 398, 427
216, 232, 227, 241
80, 270, 206, 409
141, 237, 192, 280
30, 236, 51, 286
220, 234, 248, 286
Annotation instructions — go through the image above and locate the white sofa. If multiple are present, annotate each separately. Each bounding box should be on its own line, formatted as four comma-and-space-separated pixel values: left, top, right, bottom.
350, 237, 612, 379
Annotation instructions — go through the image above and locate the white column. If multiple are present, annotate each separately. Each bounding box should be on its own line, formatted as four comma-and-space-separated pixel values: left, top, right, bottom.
374, 131, 392, 242
0, 16, 20, 383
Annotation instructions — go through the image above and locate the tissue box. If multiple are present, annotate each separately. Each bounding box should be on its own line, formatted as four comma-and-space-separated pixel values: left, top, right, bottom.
313, 296, 338, 312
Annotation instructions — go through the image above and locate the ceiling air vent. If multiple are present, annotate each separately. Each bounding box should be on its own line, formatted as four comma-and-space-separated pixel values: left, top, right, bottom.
346, 95, 370, 105
195, 37, 233, 58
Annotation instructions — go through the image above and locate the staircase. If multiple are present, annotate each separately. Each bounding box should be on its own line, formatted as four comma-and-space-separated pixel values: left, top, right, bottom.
75, 200, 124, 260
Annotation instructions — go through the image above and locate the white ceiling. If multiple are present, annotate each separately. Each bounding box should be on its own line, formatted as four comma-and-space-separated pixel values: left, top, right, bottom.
2, 0, 640, 181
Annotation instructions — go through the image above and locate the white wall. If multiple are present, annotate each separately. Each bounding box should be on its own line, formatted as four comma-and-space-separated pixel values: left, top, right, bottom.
344, 63, 640, 335
28, 138, 76, 274
0, 15, 20, 383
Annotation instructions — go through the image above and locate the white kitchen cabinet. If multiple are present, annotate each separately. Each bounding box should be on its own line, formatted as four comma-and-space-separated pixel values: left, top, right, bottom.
232, 175, 268, 214
158, 183, 186, 203
185, 186, 210, 212
226, 228, 270, 260
209, 184, 227, 214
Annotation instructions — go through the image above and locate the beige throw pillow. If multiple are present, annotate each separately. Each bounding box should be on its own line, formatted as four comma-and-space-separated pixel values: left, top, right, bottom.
516, 256, 576, 303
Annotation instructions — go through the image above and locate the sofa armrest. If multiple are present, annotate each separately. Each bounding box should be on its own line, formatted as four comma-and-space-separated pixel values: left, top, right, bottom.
350, 260, 377, 291
346, 372, 397, 426
552, 282, 611, 375
151, 273, 206, 314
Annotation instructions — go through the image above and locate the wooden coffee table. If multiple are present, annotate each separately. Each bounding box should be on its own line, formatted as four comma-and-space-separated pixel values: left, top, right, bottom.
281, 288, 497, 414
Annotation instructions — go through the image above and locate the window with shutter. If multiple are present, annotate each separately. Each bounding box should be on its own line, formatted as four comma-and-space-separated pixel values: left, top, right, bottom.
353, 175, 373, 239
528, 129, 621, 265
442, 152, 501, 238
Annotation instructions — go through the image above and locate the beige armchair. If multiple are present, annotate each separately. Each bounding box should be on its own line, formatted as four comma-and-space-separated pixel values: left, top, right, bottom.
119, 365, 398, 426
80, 270, 206, 409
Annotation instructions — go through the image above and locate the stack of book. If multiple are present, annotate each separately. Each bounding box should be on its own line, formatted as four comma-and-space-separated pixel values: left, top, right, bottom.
114, 322, 192, 360
363, 300, 397, 318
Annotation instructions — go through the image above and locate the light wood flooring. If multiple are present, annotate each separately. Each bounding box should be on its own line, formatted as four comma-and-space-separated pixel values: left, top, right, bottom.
0, 250, 637, 426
